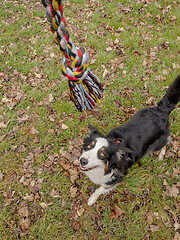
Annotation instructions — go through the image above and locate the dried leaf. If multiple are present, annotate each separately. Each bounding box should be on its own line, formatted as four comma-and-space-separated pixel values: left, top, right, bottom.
0, 134, 6, 142
150, 224, 159, 232
77, 208, 85, 217
50, 189, 60, 198
19, 218, 30, 231
17, 114, 29, 124
165, 185, 179, 197
103, 69, 108, 78
0, 121, 9, 129
23, 193, 34, 202
49, 114, 55, 122
70, 186, 78, 198
39, 202, 48, 209
174, 222, 180, 231
68, 169, 79, 184
61, 199, 66, 208
30, 126, 39, 135
4, 198, 12, 207
42, 94, 54, 105
0, 170, 4, 181
59, 160, 71, 170
172, 63, 180, 69
171, 167, 180, 179
173, 232, 180, 240
109, 205, 125, 219
163, 179, 168, 186
146, 212, 154, 223
18, 206, 29, 218
62, 124, 68, 130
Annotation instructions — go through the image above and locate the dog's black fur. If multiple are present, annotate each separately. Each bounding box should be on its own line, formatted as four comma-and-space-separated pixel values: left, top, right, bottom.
80, 75, 180, 204
106, 74, 180, 173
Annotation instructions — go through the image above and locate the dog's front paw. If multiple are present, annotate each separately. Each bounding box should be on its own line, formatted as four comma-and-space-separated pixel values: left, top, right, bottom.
87, 194, 97, 206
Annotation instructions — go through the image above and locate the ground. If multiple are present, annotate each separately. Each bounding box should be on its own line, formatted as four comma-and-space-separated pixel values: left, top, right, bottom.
0, 0, 179, 239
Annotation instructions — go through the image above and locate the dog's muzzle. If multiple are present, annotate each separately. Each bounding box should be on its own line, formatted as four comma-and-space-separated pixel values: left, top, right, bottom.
80, 157, 88, 166
79, 157, 98, 172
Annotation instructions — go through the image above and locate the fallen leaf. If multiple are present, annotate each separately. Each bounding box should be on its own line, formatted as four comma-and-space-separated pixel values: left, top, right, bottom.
163, 179, 168, 186
172, 63, 180, 69
17, 114, 29, 124
4, 198, 12, 207
48, 128, 54, 133
171, 167, 180, 179
70, 174, 79, 184
50, 189, 60, 198
174, 222, 180, 231
106, 46, 113, 52
62, 124, 68, 130
70, 186, 78, 197
0, 170, 4, 181
109, 205, 125, 219
0, 134, 6, 142
61, 199, 66, 208
173, 232, 180, 240
0, 121, 9, 129
18, 206, 29, 218
30, 126, 39, 135
68, 169, 79, 184
146, 212, 154, 223
49, 114, 55, 122
77, 208, 85, 217
150, 224, 159, 232
103, 69, 108, 78
39, 202, 48, 209
59, 160, 71, 170
23, 193, 34, 202
19, 218, 30, 231
42, 94, 54, 105
165, 185, 179, 197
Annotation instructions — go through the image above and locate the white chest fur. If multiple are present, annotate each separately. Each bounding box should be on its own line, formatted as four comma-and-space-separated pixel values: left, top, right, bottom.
85, 167, 113, 187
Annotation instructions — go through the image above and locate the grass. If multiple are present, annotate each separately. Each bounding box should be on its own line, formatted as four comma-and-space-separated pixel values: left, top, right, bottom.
0, 0, 180, 239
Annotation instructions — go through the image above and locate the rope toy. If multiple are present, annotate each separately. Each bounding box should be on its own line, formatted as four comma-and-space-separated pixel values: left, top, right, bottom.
41, 0, 103, 111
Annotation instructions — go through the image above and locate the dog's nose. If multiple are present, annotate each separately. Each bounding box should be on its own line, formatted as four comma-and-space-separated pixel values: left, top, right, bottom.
80, 157, 88, 166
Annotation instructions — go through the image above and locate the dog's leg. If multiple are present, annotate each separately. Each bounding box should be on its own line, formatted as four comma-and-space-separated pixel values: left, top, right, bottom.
158, 136, 172, 161
158, 147, 166, 161
88, 186, 113, 206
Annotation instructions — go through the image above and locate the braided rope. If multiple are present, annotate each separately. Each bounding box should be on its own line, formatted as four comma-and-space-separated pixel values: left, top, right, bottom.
41, 0, 103, 111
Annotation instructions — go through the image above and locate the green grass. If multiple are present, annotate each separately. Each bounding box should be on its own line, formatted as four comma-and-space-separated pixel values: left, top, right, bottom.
0, 0, 179, 239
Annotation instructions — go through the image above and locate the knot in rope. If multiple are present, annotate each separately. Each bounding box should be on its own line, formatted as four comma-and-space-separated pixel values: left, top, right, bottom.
42, 0, 103, 111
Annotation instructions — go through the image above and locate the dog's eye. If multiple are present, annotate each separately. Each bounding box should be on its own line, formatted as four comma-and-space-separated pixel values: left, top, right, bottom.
98, 148, 106, 160
85, 140, 96, 150
100, 152, 104, 157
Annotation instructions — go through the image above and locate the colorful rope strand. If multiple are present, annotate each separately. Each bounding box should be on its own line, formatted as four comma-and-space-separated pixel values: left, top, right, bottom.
41, 0, 103, 111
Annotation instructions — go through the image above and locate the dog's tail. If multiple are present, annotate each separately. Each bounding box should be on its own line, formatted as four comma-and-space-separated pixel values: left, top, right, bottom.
157, 74, 180, 114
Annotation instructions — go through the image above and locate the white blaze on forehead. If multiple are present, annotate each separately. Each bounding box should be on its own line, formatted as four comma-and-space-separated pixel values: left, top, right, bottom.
86, 137, 109, 153
93, 137, 109, 149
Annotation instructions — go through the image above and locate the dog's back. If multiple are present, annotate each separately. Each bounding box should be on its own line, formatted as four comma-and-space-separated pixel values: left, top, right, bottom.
107, 75, 180, 162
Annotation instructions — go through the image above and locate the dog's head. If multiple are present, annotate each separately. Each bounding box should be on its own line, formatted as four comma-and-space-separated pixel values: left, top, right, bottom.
79, 124, 133, 176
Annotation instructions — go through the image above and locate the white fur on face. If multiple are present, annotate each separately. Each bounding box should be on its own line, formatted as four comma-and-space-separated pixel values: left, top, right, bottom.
80, 137, 113, 186
80, 137, 109, 169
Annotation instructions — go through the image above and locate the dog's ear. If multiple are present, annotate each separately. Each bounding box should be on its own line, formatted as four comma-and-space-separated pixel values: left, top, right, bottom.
104, 147, 134, 175
104, 149, 124, 175
88, 124, 100, 134
117, 147, 135, 168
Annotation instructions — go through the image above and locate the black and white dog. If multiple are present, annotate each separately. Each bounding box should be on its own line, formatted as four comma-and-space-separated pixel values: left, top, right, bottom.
79, 75, 180, 205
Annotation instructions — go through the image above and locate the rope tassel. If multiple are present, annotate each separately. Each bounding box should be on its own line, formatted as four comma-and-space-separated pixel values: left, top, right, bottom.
41, 0, 103, 111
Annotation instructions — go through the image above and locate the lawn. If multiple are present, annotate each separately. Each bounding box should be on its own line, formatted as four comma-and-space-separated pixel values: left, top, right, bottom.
0, 0, 179, 239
